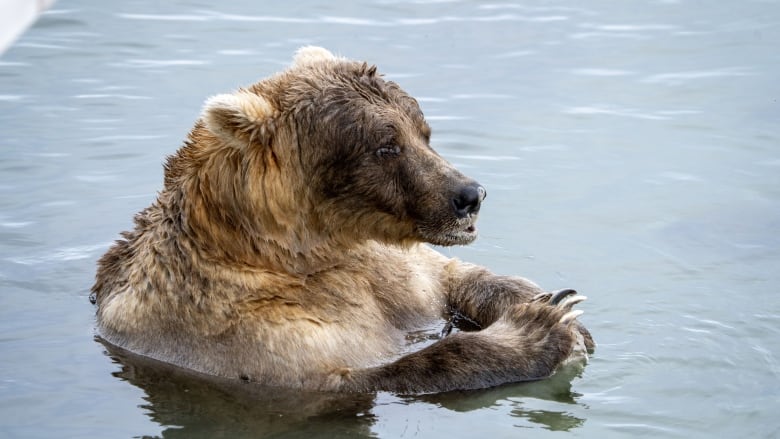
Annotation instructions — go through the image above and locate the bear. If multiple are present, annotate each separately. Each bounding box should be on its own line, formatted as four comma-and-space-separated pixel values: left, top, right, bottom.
91, 46, 594, 394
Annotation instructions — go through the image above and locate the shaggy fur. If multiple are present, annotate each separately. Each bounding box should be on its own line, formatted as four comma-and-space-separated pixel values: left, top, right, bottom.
92, 47, 593, 393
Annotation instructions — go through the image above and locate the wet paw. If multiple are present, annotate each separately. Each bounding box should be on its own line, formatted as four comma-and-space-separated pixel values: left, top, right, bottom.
537, 289, 595, 353
514, 289, 591, 363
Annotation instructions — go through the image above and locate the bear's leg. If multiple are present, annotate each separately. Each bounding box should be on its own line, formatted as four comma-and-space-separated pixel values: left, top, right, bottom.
444, 264, 595, 352
334, 292, 588, 393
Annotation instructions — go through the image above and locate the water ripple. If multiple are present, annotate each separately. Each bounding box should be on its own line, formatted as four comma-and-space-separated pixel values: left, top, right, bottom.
0, 61, 30, 67
85, 134, 165, 142
116, 59, 210, 68
0, 221, 33, 228
564, 104, 700, 120
452, 93, 511, 100
581, 385, 632, 404
426, 115, 470, 121
644, 172, 705, 184
217, 49, 259, 56
450, 154, 520, 161
581, 23, 678, 32
0, 95, 26, 102
642, 67, 755, 86
479, 4, 595, 15
492, 50, 535, 59
570, 68, 635, 77
605, 423, 679, 435
682, 314, 736, 330
73, 94, 152, 100
117, 13, 211, 22
751, 344, 779, 377
6, 243, 109, 265
118, 11, 570, 26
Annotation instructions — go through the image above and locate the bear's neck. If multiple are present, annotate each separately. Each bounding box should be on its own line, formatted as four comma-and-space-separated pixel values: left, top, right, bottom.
154, 138, 359, 276
155, 187, 352, 277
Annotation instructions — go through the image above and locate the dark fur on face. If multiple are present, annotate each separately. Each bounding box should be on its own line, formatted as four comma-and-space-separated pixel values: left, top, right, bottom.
257, 60, 485, 248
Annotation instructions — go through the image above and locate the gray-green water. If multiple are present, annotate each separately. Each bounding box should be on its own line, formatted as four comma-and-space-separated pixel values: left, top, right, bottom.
1, 1, 779, 437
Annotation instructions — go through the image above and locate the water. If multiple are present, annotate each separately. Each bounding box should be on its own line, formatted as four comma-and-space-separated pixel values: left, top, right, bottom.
1, 0, 779, 437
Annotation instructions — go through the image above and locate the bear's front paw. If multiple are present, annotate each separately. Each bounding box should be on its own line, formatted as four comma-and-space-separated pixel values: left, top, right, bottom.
535, 289, 589, 360
532, 289, 594, 354
499, 289, 589, 377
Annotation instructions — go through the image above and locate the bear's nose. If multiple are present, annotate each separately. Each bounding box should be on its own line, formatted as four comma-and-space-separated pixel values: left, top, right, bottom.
452, 183, 486, 218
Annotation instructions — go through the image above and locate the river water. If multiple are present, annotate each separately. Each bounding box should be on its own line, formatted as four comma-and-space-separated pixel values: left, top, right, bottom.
1, 1, 778, 438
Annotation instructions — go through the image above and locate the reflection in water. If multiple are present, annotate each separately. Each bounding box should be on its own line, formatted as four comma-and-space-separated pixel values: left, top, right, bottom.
99, 338, 377, 439
409, 361, 587, 432
100, 337, 588, 437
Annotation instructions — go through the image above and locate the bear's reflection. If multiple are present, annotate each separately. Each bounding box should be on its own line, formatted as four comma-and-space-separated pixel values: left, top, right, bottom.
100, 338, 376, 439
100, 337, 586, 437
409, 362, 587, 431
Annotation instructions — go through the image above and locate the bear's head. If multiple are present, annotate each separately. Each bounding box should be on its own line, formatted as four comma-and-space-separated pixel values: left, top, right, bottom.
171, 47, 485, 268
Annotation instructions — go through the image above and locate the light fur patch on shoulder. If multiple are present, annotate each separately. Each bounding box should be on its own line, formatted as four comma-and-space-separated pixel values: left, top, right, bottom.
293, 46, 338, 67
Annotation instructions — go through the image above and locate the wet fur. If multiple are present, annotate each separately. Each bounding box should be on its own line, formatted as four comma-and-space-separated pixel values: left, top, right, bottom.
92, 47, 593, 393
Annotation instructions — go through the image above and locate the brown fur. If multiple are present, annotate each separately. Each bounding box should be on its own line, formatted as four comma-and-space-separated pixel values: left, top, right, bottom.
92, 47, 593, 393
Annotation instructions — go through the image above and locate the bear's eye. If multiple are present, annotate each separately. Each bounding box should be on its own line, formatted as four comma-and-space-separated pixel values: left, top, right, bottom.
376, 145, 401, 158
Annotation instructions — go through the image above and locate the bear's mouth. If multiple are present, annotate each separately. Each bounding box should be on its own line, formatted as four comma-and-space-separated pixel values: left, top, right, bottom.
415, 215, 479, 246
457, 223, 478, 241
443, 225, 478, 245
433, 220, 479, 246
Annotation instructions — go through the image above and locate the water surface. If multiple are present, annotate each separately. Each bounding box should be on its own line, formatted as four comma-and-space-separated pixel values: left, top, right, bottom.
1, 0, 779, 437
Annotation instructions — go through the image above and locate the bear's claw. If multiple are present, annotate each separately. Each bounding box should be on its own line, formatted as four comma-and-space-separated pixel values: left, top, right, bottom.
532, 288, 587, 322
560, 309, 584, 324
559, 294, 587, 311
550, 288, 578, 305
532, 288, 578, 305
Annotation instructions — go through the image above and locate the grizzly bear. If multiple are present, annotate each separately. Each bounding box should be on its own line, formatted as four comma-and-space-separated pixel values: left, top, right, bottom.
92, 46, 593, 393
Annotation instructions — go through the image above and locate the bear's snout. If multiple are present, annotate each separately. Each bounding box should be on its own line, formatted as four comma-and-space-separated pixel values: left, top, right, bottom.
452, 182, 486, 218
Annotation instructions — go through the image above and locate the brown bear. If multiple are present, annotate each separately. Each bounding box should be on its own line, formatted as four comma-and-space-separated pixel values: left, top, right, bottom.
92, 46, 593, 393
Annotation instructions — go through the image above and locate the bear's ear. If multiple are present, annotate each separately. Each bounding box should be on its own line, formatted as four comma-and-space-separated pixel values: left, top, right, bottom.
293, 46, 337, 68
201, 91, 275, 147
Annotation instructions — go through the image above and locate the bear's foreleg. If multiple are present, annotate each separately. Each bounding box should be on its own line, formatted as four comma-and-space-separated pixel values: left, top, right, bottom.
444, 262, 544, 328
334, 292, 587, 393
443, 262, 594, 351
